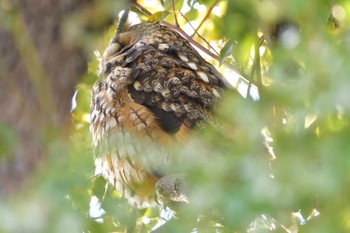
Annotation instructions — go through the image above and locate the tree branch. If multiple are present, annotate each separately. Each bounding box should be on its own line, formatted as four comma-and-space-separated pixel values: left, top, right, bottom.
190, 0, 219, 37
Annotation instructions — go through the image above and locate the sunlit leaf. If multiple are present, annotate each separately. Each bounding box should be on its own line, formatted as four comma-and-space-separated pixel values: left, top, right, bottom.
148, 11, 170, 22
219, 39, 234, 65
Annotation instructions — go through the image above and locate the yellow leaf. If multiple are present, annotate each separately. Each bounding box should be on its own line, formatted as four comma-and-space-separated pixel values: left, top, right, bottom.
148, 11, 170, 22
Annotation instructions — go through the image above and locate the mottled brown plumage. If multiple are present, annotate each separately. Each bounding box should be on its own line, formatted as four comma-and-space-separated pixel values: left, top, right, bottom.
90, 20, 225, 208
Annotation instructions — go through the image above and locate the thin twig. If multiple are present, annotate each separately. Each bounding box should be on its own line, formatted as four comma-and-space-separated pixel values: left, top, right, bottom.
172, 0, 180, 27
161, 21, 253, 83
130, 1, 152, 16
247, 36, 264, 98
190, 0, 219, 37
178, 12, 219, 56
256, 36, 264, 88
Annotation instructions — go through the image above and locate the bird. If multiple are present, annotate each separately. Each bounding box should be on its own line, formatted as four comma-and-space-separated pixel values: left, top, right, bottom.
90, 10, 225, 208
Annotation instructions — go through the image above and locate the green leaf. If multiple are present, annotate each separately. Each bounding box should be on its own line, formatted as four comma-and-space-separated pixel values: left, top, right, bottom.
219, 39, 235, 65
161, 0, 185, 11
148, 11, 170, 22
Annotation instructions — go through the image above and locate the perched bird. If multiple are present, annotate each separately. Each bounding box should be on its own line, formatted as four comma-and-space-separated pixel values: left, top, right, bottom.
90, 11, 225, 208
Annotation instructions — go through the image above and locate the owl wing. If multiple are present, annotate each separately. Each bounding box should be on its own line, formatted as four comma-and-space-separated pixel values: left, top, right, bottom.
106, 31, 225, 134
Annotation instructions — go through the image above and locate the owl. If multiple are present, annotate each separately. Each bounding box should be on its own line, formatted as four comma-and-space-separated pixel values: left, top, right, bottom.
90, 12, 225, 208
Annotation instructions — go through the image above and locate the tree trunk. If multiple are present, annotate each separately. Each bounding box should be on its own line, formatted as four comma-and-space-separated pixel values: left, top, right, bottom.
0, 0, 123, 195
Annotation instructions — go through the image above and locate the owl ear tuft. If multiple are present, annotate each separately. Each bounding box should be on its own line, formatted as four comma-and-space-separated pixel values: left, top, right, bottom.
104, 9, 132, 59
116, 9, 130, 36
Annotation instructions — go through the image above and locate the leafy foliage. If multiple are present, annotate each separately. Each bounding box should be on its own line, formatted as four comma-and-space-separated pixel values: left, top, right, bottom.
2, 0, 350, 232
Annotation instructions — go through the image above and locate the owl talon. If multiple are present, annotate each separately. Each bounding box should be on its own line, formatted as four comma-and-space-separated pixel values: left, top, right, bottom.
155, 173, 189, 206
